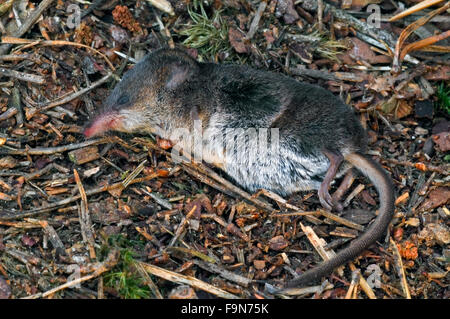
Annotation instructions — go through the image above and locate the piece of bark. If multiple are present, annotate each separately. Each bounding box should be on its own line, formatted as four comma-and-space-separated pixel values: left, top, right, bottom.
68, 146, 100, 165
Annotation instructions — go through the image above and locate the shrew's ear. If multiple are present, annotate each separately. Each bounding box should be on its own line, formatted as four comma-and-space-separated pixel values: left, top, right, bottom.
165, 61, 193, 90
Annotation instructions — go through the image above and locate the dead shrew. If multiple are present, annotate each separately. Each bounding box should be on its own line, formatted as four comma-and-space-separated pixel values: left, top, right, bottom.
84, 48, 395, 290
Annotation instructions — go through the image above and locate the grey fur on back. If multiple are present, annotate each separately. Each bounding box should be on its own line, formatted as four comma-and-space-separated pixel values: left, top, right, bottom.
193, 61, 367, 195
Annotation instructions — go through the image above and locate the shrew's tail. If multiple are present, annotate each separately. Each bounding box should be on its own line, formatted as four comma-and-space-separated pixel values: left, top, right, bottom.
282, 153, 395, 290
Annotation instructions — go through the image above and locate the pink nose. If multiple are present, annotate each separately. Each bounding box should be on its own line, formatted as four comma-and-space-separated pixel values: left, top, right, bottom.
84, 112, 122, 138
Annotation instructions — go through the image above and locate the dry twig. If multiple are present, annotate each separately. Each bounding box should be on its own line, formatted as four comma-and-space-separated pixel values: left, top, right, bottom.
392, 2, 450, 73
390, 239, 412, 299
23, 250, 119, 299
74, 169, 96, 259
348, 262, 376, 299
0, 67, 44, 84
139, 262, 239, 299
389, 0, 445, 22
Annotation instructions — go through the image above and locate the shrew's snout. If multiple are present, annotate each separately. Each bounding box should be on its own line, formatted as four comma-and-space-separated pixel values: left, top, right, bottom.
83, 111, 125, 138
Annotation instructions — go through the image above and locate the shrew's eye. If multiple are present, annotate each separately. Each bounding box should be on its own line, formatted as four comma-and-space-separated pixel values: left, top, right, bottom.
117, 94, 129, 105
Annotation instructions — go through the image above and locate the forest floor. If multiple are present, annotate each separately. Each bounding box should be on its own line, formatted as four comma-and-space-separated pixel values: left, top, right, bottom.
0, 0, 449, 299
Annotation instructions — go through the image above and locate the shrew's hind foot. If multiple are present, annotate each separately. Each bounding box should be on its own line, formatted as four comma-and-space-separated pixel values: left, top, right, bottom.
318, 150, 344, 211
331, 168, 356, 212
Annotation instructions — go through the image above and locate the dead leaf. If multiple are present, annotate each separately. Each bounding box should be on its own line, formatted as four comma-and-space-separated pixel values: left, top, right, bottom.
370, 76, 394, 97
269, 235, 289, 251
379, 96, 398, 113
424, 65, 450, 81
235, 202, 257, 214
228, 27, 249, 53
419, 187, 450, 212
347, 37, 391, 64
90, 201, 130, 224
0, 156, 17, 169
432, 132, 450, 152
247, 246, 262, 263
341, 209, 375, 225
107, 186, 124, 198
395, 100, 413, 119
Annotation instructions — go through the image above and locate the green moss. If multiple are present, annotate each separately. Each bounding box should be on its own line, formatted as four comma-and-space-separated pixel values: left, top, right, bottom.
311, 30, 347, 61
436, 82, 450, 116
101, 235, 152, 299
179, 3, 231, 61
